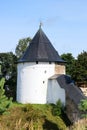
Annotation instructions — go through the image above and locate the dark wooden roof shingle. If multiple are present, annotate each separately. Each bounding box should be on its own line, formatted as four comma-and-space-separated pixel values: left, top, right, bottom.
19, 28, 65, 63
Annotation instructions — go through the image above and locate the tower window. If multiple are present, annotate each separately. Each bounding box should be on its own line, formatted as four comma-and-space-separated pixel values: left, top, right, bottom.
44, 70, 47, 73
49, 61, 51, 64
43, 81, 45, 84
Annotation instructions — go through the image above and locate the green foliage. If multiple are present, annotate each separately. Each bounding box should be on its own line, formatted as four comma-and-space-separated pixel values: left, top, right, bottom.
0, 78, 12, 115
0, 78, 5, 97
0, 64, 2, 75
78, 99, 87, 118
78, 99, 87, 111
52, 99, 63, 116
0, 52, 17, 100
61, 51, 87, 86
69, 51, 87, 87
22, 104, 34, 112
15, 37, 31, 58
75, 51, 87, 84
0, 52, 17, 77
0, 103, 67, 130
61, 53, 75, 76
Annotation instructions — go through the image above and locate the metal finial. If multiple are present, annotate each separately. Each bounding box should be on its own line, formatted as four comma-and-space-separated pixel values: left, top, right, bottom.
39, 22, 43, 29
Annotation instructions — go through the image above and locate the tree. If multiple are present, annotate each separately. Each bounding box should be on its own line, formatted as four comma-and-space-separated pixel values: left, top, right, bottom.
0, 52, 17, 77
71, 51, 87, 86
77, 51, 87, 81
61, 51, 87, 86
0, 52, 17, 100
15, 37, 31, 58
61, 53, 75, 76
0, 78, 12, 114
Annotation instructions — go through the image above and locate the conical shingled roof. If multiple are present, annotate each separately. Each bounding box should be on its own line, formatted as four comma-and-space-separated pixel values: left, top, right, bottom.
19, 28, 65, 63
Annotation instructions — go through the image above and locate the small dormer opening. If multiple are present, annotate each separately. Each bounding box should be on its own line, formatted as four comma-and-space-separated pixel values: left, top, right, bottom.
36, 61, 38, 64
49, 61, 51, 64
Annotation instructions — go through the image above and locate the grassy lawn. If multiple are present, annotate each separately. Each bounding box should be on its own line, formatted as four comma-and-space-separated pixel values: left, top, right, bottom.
0, 102, 67, 130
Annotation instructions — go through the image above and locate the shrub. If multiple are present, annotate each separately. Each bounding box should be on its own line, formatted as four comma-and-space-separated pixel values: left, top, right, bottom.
52, 99, 63, 116
0, 78, 12, 114
78, 99, 87, 118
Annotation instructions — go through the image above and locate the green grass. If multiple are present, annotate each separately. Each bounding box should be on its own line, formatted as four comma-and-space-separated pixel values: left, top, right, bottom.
0, 102, 67, 130
1, 102, 86, 130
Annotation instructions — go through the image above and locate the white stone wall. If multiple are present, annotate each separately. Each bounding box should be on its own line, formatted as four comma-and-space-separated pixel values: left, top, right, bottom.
47, 79, 65, 105
17, 62, 55, 104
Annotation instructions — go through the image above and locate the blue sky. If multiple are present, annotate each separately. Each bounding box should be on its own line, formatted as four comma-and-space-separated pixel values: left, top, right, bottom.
0, 0, 87, 58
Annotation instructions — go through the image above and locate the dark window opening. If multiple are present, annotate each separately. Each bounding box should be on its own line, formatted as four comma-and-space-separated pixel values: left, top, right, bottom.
44, 70, 47, 73
49, 61, 51, 64
43, 81, 45, 84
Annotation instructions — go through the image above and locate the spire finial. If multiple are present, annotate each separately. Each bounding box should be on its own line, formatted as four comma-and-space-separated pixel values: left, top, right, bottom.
39, 22, 43, 29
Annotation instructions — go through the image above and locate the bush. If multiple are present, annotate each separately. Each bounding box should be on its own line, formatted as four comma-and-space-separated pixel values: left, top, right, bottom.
78, 99, 87, 118
0, 78, 12, 114
52, 99, 63, 116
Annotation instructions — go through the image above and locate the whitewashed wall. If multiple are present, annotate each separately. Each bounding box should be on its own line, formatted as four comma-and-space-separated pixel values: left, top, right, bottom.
17, 62, 55, 104
47, 79, 65, 105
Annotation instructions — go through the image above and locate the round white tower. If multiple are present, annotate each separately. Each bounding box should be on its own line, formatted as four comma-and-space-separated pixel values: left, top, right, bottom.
17, 27, 66, 104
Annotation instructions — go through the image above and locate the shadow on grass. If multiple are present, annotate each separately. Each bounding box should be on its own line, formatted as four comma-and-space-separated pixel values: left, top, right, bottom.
61, 110, 72, 126
43, 119, 59, 130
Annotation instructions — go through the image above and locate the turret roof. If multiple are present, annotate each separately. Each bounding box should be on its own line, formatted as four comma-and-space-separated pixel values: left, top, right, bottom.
19, 27, 65, 63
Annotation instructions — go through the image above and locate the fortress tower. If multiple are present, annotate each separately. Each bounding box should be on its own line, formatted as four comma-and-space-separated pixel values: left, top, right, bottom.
17, 27, 66, 104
